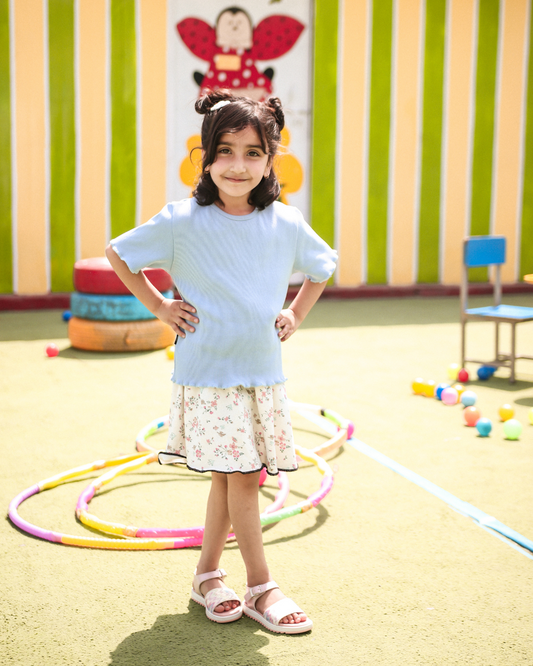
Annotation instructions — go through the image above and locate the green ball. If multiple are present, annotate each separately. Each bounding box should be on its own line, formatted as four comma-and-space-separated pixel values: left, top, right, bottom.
503, 418, 522, 440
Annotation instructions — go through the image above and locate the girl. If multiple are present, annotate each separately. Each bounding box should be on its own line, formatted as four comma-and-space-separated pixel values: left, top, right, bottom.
106, 92, 337, 634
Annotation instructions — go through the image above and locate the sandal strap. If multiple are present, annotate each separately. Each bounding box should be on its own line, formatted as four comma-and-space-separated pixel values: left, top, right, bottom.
204, 586, 241, 614
193, 568, 227, 593
245, 580, 279, 604
263, 598, 304, 627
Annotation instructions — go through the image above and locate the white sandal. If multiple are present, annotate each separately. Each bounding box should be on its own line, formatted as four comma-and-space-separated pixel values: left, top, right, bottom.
191, 568, 243, 623
243, 581, 313, 634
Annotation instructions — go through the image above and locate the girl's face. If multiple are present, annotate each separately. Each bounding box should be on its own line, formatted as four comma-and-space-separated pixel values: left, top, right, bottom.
206, 126, 271, 212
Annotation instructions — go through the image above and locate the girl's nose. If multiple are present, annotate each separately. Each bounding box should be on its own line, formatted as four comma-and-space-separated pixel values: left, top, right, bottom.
230, 157, 246, 173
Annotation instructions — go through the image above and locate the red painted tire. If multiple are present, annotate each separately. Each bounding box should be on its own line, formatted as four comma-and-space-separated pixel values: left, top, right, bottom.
68, 317, 175, 352
73, 257, 174, 295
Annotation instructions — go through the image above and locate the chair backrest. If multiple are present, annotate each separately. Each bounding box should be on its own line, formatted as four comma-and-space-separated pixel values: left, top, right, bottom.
463, 236, 506, 267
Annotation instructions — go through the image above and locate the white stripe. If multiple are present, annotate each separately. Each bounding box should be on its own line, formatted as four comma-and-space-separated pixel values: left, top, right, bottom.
334, 0, 344, 283
9, 0, 17, 293
387, 0, 399, 285
412, 0, 426, 282
490, 0, 506, 238
74, 0, 81, 260
361, 0, 372, 285
439, 0, 452, 284
43, 0, 51, 292
465, 0, 480, 237
105, 0, 111, 243
515, 0, 531, 282
135, 0, 142, 227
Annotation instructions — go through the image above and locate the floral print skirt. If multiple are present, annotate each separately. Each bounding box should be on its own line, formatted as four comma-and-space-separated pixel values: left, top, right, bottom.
158, 383, 298, 476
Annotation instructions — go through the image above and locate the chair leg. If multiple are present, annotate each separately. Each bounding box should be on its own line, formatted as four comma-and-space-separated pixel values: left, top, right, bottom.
510, 323, 516, 383
495, 322, 500, 361
461, 320, 466, 368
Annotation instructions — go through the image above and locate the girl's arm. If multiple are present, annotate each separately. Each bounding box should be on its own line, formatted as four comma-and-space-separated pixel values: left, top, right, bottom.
105, 245, 198, 338
275, 278, 327, 342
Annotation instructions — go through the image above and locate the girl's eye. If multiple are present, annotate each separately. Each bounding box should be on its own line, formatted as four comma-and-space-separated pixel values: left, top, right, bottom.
248, 151, 260, 157
218, 147, 231, 154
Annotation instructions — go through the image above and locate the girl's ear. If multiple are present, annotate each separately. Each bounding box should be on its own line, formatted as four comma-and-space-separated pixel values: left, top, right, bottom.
264, 156, 272, 178
202, 149, 209, 172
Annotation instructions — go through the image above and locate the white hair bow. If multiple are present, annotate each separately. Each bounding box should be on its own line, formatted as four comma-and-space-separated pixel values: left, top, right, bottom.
210, 100, 232, 111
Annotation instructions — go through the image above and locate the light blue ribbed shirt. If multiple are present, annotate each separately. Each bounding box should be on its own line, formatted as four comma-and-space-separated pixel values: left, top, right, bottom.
111, 199, 337, 388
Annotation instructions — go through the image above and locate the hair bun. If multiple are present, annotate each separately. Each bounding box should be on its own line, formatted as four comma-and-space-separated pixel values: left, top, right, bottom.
266, 97, 285, 131
195, 90, 235, 115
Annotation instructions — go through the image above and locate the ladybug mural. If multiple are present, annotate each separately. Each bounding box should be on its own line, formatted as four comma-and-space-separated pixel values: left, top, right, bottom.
177, 7, 305, 101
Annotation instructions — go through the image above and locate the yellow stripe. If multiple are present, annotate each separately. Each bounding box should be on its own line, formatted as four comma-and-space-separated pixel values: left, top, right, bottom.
493, 0, 529, 282
14, 0, 47, 294
337, 0, 367, 286
139, 0, 166, 223
442, 0, 476, 285
390, 0, 423, 285
78, 0, 107, 259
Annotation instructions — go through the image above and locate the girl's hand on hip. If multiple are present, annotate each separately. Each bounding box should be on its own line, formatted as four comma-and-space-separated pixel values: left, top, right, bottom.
156, 298, 199, 338
276, 308, 300, 342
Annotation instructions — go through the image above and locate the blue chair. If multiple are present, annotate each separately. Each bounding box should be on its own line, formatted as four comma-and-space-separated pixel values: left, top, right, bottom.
461, 236, 533, 383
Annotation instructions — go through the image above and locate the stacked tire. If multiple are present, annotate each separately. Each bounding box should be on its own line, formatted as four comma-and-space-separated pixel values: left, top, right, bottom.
69, 257, 175, 352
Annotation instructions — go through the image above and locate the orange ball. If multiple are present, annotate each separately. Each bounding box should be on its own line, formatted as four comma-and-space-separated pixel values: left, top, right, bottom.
412, 378, 425, 395
452, 383, 465, 398
464, 406, 481, 427
498, 404, 514, 421
423, 380, 436, 398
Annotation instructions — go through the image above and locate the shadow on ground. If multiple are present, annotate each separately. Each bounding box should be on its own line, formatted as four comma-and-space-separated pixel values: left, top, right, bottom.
108, 601, 276, 666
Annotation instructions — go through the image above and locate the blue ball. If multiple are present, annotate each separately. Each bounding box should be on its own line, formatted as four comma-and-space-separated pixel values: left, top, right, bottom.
435, 382, 450, 400
460, 390, 477, 407
62, 310, 72, 322
477, 366, 492, 381
476, 417, 492, 437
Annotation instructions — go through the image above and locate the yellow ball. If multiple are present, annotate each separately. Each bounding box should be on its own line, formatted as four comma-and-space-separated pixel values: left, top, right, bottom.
165, 345, 175, 360
529, 408, 533, 425
452, 383, 465, 398
498, 403, 515, 421
423, 380, 436, 398
412, 378, 425, 395
447, 363, 460, 381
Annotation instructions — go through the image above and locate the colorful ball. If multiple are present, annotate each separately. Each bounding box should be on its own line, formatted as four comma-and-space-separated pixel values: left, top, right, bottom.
529, 408, 533, 425
45, 343, 59, 358
447, 363, 460, 381
441, 387, 459, 405
435, 383, 450, 400
62, 310, 72, 322
452, 383, 465, 398
422, 380, 436, 398
498, 404, 515, 422
457, 368, 469, 383
460, 390, 477, 407
503, 419, 522, 440
346, 421, 355, 439
475, 418, 492, 437
411, 378, 425, 395
165, 345, 175, 360
477, 366, 492, 381
463, 406, 481, 426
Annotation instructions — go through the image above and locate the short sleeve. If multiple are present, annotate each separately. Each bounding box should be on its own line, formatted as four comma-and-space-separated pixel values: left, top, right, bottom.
110, 204, 174, 274
293, 213, 338, 283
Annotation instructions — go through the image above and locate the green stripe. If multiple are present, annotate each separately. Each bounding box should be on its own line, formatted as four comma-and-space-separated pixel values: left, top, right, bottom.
310, 0, 337, 259
470, 0, 500, 281
367, 0, 393, 285
0, 0, 12, 293
49, 0, 76, 292
520, 9, 533, 276
110, 0, 136, 239
417, 0, 446, 283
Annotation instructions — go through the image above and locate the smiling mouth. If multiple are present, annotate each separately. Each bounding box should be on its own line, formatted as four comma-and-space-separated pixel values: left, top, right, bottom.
225, 177, 247, 182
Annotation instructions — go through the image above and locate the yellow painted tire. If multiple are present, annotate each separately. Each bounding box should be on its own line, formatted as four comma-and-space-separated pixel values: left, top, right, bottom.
69, 317, 175, 352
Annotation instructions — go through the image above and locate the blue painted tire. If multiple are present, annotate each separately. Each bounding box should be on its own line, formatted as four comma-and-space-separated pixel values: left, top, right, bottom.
70, 291, 174, 321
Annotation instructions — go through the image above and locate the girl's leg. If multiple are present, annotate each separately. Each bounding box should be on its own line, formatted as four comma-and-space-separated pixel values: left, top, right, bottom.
227, 471, 307, 625
195, 472, 239, 612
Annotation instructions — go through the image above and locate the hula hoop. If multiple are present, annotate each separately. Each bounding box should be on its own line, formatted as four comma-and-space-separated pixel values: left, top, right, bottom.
8, 404, 352, 550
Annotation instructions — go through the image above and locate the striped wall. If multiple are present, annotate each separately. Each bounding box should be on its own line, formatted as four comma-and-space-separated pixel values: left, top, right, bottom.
0, 0, 166, 295
337, 0, 533, 286
1, 0, 533, 295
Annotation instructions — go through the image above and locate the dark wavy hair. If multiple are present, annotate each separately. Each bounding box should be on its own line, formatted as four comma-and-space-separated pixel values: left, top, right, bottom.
192, 91, 285, 210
